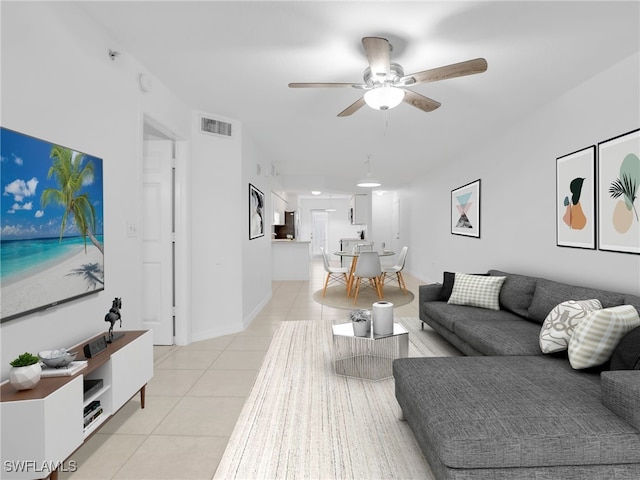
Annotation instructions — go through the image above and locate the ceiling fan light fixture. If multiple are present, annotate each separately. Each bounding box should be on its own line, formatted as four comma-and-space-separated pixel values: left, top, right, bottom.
364, 85, 404, 110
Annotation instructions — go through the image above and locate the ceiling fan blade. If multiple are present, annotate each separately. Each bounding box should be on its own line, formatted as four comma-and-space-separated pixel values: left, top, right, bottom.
403, 58, 488, 85
337, 97, 366, 117
362, 37, 391, 80
288, 82, 359, 88
403, 89, 441, 112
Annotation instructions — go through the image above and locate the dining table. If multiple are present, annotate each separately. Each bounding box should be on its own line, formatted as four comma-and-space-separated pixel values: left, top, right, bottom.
333, 250, 395, 297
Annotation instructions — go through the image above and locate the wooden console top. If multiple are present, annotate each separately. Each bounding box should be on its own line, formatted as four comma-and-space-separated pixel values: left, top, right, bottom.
1, 330, 146, 402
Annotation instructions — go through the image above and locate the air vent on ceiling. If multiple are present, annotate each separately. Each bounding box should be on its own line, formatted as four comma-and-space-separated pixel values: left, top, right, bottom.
200, 115, 233, 138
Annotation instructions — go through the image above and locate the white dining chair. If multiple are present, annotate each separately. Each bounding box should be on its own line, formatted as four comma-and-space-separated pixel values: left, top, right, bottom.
382, 246, 409, 294
320, 247, 349, 296
352, 251, 383, 304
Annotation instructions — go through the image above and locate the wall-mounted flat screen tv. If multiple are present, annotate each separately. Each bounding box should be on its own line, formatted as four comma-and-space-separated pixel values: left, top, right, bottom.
1, 127, 104, 322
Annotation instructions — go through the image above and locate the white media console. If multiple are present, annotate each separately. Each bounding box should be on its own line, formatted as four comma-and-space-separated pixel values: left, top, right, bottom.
1, 330, 153, 480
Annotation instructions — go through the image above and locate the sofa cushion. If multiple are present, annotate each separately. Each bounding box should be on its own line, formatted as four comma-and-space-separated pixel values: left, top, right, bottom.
393, 355, 640, 470
568, 305, 640, 369
422, 302, 473, 333
539, 299, 602, 354
448, 273, 506, 310
527, 278, 625, 324
601, 370, 640, 430
610, 325, 640, 370
453, 310, 543, 356
489, 270, 538, 318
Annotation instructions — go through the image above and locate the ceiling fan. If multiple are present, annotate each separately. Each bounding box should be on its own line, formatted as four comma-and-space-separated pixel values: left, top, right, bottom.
289, 36, 487, 117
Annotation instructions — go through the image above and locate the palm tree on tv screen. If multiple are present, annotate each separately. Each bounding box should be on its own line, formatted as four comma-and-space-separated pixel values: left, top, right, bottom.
41, 145, 104, 254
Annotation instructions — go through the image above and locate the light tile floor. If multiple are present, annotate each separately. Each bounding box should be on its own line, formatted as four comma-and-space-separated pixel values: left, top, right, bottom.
61, 257, 424, 479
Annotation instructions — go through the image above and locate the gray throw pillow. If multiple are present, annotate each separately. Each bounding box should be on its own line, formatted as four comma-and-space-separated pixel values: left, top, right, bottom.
610, 326, 640, 370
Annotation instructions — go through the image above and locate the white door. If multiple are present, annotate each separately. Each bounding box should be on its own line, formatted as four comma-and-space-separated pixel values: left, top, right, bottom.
311, 210, 328, 256
142, 139, 174, 345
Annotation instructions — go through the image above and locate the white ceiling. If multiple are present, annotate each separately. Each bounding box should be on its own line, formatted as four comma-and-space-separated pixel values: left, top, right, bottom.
79, 1, 639, 192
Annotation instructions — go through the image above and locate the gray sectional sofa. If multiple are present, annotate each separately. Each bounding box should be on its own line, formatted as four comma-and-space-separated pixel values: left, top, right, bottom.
393, 270, 640, 480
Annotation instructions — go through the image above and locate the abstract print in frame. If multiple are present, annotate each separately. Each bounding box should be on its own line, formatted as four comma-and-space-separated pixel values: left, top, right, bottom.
451, 179, 480, 238
597, 128, 640, 254
556, 146, 595, 249
249, 183, 265, 240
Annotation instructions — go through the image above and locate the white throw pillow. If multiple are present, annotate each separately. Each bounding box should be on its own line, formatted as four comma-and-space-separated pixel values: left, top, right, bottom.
568, 305, 640, 369
539, 299, 602, 354
447, 273, 506, 311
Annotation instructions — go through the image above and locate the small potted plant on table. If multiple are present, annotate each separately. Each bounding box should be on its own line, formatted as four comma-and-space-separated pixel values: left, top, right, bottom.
9, 352, 42, 390
349, 309, 371, 337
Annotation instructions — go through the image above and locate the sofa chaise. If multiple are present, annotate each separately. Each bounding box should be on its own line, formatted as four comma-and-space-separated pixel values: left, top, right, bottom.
393, 270, 640, 479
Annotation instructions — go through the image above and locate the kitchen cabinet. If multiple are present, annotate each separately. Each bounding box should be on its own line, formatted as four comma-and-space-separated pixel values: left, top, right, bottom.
272, 192, 287, 225
349, 194, 368, 225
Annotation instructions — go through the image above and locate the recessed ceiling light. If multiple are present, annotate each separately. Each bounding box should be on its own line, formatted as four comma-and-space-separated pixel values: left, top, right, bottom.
311, 191, 321, 195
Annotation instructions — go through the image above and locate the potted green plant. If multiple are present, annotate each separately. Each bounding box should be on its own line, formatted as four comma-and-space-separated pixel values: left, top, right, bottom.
349, 309, 371, 337
9, 352, 42, 390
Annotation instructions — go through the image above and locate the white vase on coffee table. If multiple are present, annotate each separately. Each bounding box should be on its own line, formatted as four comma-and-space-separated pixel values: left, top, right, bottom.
372, 301, 394, 335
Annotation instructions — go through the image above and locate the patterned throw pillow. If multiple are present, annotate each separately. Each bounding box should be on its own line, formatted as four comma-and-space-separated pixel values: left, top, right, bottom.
568, 305, 640, 369
539, 299, 602, 354
447, 273, 506, 310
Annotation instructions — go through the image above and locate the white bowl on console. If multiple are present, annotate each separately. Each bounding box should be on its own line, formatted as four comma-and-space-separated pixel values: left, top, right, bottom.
39, 349, 77, 368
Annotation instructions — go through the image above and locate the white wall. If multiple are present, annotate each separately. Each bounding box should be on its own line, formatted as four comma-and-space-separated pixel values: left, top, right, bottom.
0, 2, 191, 379
242, 132, 274, 326
189, 113, 246, 340
408, 52, 640, 294
0, 2, 276, 378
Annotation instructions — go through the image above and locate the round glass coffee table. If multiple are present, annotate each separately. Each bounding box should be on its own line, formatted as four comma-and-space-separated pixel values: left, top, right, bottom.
331, 322, 409, 381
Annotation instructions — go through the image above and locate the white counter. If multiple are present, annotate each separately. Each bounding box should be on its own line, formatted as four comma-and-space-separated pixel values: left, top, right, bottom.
272, 241, 311, 280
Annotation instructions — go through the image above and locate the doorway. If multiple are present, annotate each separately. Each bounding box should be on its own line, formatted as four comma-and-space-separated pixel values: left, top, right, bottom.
390, 195, 401, 255
142, 120, 175, 345
311, 209, 329, 256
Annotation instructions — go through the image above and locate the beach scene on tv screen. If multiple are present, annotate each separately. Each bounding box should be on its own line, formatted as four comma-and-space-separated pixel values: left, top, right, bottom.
1, 128, 104, 321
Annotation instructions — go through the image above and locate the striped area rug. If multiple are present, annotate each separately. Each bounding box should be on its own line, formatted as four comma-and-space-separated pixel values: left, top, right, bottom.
214, 318, 460, 479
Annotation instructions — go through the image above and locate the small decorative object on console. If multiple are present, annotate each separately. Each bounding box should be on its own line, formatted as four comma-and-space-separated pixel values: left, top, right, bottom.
105, 297, 124, 343
84, 336, 107, 358
39, 348, 77, 368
